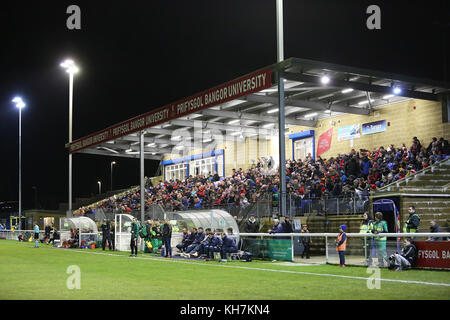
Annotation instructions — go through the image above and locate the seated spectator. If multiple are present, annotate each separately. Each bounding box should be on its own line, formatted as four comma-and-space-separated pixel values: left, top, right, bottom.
427, 220, 442, 241
269, 219, 283, 234
389, 238, 417, 271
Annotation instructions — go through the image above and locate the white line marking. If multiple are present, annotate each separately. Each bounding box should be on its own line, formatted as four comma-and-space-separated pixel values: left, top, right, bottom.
53, 247, 450, 288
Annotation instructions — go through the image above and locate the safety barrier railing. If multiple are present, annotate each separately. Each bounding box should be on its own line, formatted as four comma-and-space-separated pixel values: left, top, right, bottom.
238, 232, 450, 267
376, 157, 450, 192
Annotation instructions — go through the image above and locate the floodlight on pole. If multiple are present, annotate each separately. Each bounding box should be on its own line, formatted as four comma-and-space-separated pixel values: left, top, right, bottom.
12, 96, 26, 230
110, 161, 117, 191
60, 58, 78, 215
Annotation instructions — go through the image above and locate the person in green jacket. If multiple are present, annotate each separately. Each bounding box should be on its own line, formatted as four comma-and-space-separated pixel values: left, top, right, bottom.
372, 211, 388, 267
130, 218, 140, 257
403, 206, 420, 233
360, 212, 374, 266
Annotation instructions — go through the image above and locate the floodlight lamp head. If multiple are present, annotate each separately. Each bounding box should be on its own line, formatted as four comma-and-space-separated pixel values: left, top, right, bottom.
12, 97, 25, 108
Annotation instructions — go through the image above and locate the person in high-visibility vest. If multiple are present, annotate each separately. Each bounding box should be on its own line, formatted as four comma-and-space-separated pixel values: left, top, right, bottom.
360, 212, 374, 266
335, 225, 347, 267
372, 212, 388, 267
403, 206, 420, 233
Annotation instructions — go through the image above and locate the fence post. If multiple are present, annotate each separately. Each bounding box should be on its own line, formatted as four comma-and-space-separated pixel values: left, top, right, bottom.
336, 198, 339, 216
325, 235, 329, 264
291, 233, 294, 262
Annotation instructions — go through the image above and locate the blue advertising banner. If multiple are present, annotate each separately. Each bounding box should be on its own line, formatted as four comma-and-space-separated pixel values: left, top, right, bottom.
362, 120, 387, 135
337, 124, 360, 141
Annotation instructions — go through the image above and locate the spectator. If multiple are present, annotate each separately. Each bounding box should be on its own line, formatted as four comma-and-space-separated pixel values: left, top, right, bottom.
244, 214, 259, 234
427, 220, 442, 241
269, 219, 283, 234
389, 238, 417, 271
77, 137, 448, 220
300, 225, 311, 259
281, 216, 293, 233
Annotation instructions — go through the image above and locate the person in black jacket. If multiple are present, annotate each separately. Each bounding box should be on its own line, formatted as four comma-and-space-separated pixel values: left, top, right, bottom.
101, 219, 113, 251
391, 238, 417, 271
162, 219, 172, 258
244, 215, 259, 233
281, 216, 293, 233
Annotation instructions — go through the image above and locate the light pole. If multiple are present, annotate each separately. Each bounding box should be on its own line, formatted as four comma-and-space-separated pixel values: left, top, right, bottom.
97, 181, 102, 195
110, 161, 116, 191
60, 59, 79, 214
12, 97, 25, 230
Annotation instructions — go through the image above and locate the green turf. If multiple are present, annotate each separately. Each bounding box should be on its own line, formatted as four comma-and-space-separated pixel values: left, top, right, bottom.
1, 240, 449, 300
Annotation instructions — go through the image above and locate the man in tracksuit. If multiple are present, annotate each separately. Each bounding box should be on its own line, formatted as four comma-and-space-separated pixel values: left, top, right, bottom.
183, 227, 205, 257
392, 238, 417, 271
220, 230, 238, 261
101, 219, 113, 251
205, 229, 223, 261
176, 228, 192, 253
130, 218, 140, 257
335, 225, 347, 267
188, 228, 212, 258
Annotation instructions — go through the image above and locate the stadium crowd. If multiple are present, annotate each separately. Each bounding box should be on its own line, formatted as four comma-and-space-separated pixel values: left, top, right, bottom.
75, 136, 449, 216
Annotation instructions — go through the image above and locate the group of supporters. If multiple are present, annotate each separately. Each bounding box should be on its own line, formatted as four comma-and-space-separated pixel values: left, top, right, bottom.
74, 136, 449, 217
177, 227, 238, 261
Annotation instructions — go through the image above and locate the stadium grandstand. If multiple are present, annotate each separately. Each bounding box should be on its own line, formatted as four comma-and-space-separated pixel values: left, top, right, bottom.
65, 57, 450, 264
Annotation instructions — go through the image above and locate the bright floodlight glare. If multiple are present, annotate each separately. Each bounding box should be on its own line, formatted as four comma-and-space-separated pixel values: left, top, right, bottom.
393, 87, 402, 95
321, 75, 330, 84
341, 88, 354, 94
12, 97, 26, 108
60, 59, 79, 74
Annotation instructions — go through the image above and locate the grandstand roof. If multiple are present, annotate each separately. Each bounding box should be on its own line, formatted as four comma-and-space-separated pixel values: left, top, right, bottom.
68, 57, 450, 161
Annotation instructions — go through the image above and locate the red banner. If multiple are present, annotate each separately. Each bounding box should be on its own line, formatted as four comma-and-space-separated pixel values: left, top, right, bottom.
317, 128, 333, 156
69, 67, 272, 153
414, 241, 450, 269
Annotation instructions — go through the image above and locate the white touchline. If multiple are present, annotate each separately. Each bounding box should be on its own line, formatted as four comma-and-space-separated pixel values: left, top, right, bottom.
50, 247, 450, 288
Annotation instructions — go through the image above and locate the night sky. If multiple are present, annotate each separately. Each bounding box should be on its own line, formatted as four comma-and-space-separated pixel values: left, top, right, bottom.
0, 0, 448, 210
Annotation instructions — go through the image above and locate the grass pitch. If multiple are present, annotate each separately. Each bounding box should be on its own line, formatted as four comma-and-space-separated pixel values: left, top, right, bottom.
1, 240, 449, 300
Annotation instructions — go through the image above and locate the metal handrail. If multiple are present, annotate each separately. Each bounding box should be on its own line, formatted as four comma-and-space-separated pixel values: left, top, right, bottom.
376, 157, 450, 192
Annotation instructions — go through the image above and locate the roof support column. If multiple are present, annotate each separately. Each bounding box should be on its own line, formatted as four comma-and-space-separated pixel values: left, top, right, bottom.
278, 73, 287, 219
140, 131, 145, 225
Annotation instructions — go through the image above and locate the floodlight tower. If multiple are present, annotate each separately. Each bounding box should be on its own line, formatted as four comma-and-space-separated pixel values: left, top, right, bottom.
12, 97, 26, 230
60, 59, 79, 214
